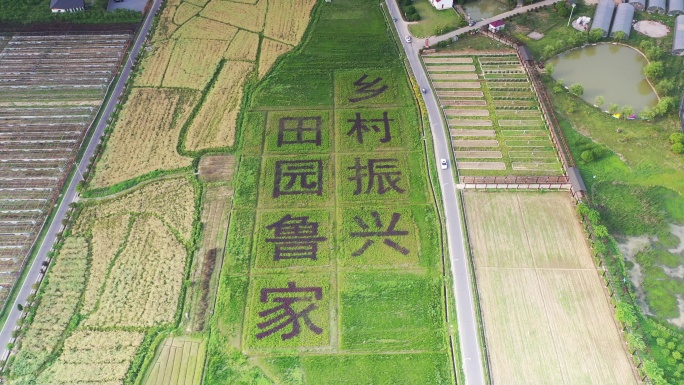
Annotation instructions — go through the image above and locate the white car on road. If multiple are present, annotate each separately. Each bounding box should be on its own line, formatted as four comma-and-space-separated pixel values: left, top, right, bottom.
405, 35, 412, 43
440, 159, 448, 169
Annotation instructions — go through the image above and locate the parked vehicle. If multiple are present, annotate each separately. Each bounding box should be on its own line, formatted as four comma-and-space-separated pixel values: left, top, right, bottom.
440, 159, 448, 170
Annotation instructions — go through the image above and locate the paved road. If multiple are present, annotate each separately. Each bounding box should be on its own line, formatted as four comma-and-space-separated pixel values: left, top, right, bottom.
386, 1, 487, 384
0, 0, 162, 360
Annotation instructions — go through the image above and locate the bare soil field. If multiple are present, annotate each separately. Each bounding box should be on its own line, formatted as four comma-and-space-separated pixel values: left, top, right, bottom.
464, 191, 638, 385
0, 32, 130, 308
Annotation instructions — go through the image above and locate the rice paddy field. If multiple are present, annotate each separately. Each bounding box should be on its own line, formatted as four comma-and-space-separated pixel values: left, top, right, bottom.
4, 0, 320, 383
463, 191, 638, 385
204, 0, 455, 383
143, 336, 206, 385
92, 0, 318, 184
422, 51, 563, 177
0, 32, 130, 312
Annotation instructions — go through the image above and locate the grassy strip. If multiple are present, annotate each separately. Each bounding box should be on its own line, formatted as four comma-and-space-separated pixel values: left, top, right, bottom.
457, 191, 492, 385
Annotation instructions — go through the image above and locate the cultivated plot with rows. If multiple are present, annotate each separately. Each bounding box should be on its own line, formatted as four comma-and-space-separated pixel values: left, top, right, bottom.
422, 51, 563, 177
464, 191, 638, 385
0, 32, 130, 307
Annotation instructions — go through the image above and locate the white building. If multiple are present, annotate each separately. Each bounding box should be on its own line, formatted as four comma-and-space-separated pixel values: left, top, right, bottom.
50, 0, 85, 12
430, 0, 454, 10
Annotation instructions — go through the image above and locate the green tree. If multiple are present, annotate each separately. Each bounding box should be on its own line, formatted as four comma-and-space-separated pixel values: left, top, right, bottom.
594, 95, 605, 107
569, 83, 584, 96
615, 302, 637, 328
545, 63, 555, 76
588, 28, 604, 43
591, 147, 604, 159
621, 105, 634, 118
580, 150, 595, 163
642, 358, 668, 385
593, 224, 609, 238
556, 1, 570, 17
656, 78, 675, 95
639, 107, 655, 120
673, 143, 684, 154
543, 44, 555, 59
612, 31, 627, 41
670, 132, 684, 145
609, 104, 620, 114
626, 332, 646, 353
654, 96, 675, 116
644, 61, 664, 80
646, 45, 663, 61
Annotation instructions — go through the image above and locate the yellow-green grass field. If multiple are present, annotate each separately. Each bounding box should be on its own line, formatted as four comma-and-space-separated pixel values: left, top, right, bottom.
464, 191, 638, 385
143, 336, 206, 385
408, 0, 465, 38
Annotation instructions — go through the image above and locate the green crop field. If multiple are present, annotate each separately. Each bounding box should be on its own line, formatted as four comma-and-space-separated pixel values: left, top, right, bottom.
143, 336, 206, 385
422, 51, 564, 177
204, 0, 455, 383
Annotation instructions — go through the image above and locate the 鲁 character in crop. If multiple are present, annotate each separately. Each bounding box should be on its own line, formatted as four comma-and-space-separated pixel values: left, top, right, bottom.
273, 160, 323, 198
350, 211, 409, 256
347, 158, 405, 195
265, 214, 327, 261
277, 116, 322, 147
256, 282, 324, 340
346, 111, 393, 144
348, 74, 388, 103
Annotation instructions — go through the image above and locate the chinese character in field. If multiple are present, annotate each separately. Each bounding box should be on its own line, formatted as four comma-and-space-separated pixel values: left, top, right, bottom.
346, 112, 393, 144
256, 282, 324, 340
266, 214, 327, 261
347, 158, 405, 195
348, 74, 388, 103
350, 211, 409, 256
278, 116, 322, 147
273, 160, 323, 198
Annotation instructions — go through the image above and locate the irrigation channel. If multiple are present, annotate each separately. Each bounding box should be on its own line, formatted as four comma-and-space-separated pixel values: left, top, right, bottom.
548, 43, 659, 112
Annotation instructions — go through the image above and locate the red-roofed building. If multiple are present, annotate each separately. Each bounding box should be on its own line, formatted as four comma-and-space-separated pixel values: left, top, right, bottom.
430, 0, 454, 10
488, 20, 505, 33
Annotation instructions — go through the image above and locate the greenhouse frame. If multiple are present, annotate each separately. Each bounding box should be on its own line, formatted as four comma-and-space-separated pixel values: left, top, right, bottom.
669, 0, 684, 16
611, 3, 635, 38
629, 0, 645, 11
647, 0, 666, 14
673, 15, 684, 55
591, 0, 616, 37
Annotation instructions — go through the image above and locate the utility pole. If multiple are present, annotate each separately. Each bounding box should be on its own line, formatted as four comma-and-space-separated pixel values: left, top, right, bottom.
567, 3, 576, 27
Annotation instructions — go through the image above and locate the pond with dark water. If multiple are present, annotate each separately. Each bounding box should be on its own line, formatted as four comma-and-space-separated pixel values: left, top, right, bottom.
463, 0, 510, 21
548, 44, 658, 112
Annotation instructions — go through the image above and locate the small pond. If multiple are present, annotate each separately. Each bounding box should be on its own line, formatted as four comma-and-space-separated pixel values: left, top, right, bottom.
548, 44, 658, 112
463, 0, 510, 21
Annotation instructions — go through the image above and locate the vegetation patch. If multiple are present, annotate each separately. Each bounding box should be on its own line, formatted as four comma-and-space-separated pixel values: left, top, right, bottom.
204, 0, 454, 383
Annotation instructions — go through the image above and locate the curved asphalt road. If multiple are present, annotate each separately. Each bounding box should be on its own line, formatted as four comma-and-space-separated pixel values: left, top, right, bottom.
0, 0, 162, 360
386, 1, 488, 384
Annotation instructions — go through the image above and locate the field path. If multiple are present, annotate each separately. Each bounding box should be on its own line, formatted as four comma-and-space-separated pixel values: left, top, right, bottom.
0, 0, 164, 360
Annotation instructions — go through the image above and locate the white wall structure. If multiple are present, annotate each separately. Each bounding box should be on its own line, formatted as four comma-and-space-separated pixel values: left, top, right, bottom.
430, 0, 454, 10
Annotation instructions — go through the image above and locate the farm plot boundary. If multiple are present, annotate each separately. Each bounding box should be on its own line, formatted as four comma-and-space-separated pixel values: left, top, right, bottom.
0, 32, 131, 315
422, 51, 564, 179
463, 191, 638, 385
